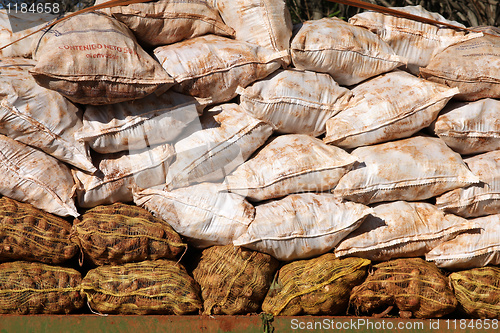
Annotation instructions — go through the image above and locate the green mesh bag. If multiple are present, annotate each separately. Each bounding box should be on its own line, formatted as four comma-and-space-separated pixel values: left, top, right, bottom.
350, 258, 457, 318
450, 266, 500, 319
81, 259, 202, 315
0, 197, 77, 264
71, 203, 187, 265
262, 254, 370, 316
0, 261, 84, 314
192, 245, 279, 315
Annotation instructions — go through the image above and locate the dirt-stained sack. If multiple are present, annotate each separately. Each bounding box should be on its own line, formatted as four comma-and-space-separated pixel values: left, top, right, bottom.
71, 203, 186, 266
333, 136, 480, 205
426, 214, 500, 270
81, 259, 202, 315
0, 58, 95, 173
133, 183, 255, 248
225, 134, 357, 201
193, 245, 279, 315
436, 151, 500, 218
420, 34, 500, 101
449, 266, 500, 319
76, 91, 203, 154
349, 5, 481, 75
262, 255, 370, 316
0, 197, 77, 264
31, 12, 174, 105
154, 34, 287, 104
233, 193, 372, 261
73, 143, 174, 208
430, 99, 500, 155
0, 261, 83, 314
291, 17, 405, 86
0, 134, 78, 217
99, 0, 235, 47
166, 103, 273, 190
211, 0, 292, 65
335, 201, 476, 261
236, 69, 353, 136
324, 71, 459, 148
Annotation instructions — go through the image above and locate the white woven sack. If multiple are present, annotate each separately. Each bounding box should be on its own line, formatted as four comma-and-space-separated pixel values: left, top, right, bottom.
30, 12, 174, 105
166, 103, 273, 190
0, 134, 78, 217
333, 136, 480, 205
154, 34, 287, 104
335, 201, 476, 261
0, 58, 95, 173
236, 69, 353, 136
291, 17, 406, 86
430, 99, 500, 155
349, 5, 481, 75
233, 193, 372, 261
98, 0, 235, 47
133, 183, 255, 248
426, 214, 500, 270
324, 70, 459, 148
76, 91, 203, 154
436, 151, 500, 218
211, 0, 292, 65
225, 134, 357, 201
73, 143, 174, 208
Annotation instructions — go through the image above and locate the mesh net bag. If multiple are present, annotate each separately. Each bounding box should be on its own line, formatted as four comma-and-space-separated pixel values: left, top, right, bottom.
262, 254, 370, 316
450, 266, 500, 319
81, 259, 202, 315
70, 203, 187, 266
349, 258, 457, 318
192, 245, 279, 315
0, 261, 83, 314
0, 197, 78, 264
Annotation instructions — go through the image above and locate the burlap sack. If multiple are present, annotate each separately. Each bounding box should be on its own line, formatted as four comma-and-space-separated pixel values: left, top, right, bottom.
333, 136, 480, 205
31, 12, 174, 105
233, 193, 372, 261
236, 69, 353, 136
335, 201, 476, 261
324, 71, 459, 148
0, 134, 78, 217
193, 245, 279, 315
430, 99, 500, 155
291, 17, 406, 86
262, 255, 370, 316
436, 151, 500, 218
225, 134, 358, 201
81, 259, 202, 315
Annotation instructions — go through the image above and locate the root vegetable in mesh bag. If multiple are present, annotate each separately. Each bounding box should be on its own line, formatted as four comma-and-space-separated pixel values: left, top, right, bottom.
192, 244, 279, 315
262, 254, 370, 316
349, 258, 457, 319
70, 202, 187, 266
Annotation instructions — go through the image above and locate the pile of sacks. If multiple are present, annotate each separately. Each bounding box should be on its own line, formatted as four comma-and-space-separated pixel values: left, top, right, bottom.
0, 0, 500, 318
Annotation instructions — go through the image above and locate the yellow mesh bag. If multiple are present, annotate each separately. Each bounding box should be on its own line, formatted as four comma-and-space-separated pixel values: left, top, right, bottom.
192, 245, 279, 315
71, 203, 187, 265
81, 259, 202, 315
450, 266, 500, 319
262, 254, 370, 316
0, 197, 77, 264
350, 258, 457, 318
0, 261, 83, 314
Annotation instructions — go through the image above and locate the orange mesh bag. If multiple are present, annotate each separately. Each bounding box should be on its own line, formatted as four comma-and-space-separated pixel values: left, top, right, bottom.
192, 245, 279, 315
262, 255, 370, 316
70, 203, 187, 266
349, 258, 457, 318
0, 261, 84, 314
81, 259, 202, 315
450, 266, 500, 319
